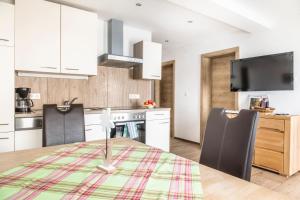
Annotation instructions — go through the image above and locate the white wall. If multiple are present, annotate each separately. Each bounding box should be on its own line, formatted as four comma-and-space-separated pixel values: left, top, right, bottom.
163, 15, 300, 143
97, 19, 152, 57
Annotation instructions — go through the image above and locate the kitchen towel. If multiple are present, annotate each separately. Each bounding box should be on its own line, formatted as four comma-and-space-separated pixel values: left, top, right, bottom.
126, 122, 139, 139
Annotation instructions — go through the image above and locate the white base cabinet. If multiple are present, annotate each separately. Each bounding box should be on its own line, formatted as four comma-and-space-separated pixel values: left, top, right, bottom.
15, 129, 43, 151
0, 132, 14, 153
85, 114, 106, 142
146, 110, 170, 152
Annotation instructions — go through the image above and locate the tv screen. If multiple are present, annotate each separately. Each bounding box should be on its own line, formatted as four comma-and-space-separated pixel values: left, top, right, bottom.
230, 52, 294, 92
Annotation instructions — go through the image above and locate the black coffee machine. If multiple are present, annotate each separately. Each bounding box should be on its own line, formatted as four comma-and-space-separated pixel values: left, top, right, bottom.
15, 88, 34, 113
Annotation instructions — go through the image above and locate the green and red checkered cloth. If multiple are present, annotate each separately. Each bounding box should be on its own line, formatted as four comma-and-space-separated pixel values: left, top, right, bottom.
0, 143, 203, 199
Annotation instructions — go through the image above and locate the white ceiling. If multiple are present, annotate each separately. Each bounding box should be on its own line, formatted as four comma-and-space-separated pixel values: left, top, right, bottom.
52, 0, 300, 48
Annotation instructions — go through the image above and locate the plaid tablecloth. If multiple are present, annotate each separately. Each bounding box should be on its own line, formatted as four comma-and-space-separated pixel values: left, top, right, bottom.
0, 143, 203, 200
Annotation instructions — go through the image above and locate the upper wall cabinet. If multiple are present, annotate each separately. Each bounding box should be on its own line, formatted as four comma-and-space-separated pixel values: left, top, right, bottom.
0, 2, 14, 47
61, 5, 98, 76
15, 0, 61, 73
133, 41, 162, 80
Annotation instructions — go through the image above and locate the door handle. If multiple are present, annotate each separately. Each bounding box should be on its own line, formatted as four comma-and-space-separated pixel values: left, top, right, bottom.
0, 123, 9, 126
65, 68, 80, 71
0, 137, 9, 140
0, 39, 9, 42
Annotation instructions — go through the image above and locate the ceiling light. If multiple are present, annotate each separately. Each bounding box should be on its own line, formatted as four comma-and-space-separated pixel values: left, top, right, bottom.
136, 2, 142, 7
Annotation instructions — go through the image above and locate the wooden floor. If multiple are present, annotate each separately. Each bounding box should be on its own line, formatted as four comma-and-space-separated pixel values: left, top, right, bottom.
170, 137, 300, 199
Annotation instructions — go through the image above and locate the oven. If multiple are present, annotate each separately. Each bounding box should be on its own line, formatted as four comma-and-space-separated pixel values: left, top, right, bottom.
110, 111, 146, 143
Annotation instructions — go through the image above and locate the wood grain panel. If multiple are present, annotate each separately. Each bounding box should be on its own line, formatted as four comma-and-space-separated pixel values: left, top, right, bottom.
16, 66, 151, 109
107, 67, 127, 107
254, 147, 284, 173
259, 118, 285, 132
211, 54, 235, 110
84, 66, 108, 108
256, 129, 284, 152
47, 78, 70, 105
15, 76, 48, 109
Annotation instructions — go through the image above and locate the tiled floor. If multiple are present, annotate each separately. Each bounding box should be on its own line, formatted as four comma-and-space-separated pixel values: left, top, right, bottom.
170, 137, 300, 199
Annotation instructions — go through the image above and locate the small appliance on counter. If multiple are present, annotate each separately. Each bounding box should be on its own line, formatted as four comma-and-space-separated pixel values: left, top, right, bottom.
15, 87, 34, 113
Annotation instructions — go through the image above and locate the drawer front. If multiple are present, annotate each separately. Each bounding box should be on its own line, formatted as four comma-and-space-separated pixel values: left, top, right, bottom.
15, 129, 42, 151
256, 129, 284, 152
85, 125, 106, 142
254, 148, 283, 173
258, 118, 285, 132
146, 110, 170, 120
0, 132, 14, 153
84, 114, 103, 126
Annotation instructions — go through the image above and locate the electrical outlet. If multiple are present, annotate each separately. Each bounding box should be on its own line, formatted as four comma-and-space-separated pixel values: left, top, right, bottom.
30, 93, 41, 100
129, 94, 140, 100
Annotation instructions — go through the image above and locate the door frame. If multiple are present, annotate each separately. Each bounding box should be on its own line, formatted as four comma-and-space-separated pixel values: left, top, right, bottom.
200, 47, 239, 146
154, 60, 176, 138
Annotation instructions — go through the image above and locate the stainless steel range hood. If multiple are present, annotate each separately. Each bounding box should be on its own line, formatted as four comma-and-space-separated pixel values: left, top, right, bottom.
98, 19, 143, 67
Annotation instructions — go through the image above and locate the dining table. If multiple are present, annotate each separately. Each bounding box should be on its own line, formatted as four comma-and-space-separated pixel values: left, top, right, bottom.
0, 138, 289, 200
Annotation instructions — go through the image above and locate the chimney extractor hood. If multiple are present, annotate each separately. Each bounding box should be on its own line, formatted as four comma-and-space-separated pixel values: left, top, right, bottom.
98, 19, 143, 67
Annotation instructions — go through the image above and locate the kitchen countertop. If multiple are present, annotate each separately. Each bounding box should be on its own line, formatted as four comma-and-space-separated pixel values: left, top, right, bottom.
15, 107, 171, 118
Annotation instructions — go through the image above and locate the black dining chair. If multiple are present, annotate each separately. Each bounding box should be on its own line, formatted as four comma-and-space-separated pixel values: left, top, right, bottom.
200, 108, 259, 181
43, 104, 85, 147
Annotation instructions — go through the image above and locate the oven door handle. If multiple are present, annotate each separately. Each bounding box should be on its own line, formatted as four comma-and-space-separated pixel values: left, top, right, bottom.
115, 121, 145, 126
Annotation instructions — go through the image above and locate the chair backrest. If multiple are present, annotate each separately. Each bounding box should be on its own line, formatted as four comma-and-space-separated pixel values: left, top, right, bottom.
200, 108, 259, 181
43, 104, 85, 147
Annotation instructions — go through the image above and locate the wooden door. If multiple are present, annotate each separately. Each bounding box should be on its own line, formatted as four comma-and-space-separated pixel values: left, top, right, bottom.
158, 64, 174, 137
211, 54, 236, 110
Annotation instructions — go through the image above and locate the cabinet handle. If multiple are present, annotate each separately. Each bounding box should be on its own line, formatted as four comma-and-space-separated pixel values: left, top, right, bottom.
65, 68, 80, 71
0, 137, 9, 140
86, 129, 93, 132
0, 123, 9, 126
151, 74, 160, 78
0, 39, 9, 42
159, 122, 169, 124
154, 114, 165, 116
41, 67, 57, 69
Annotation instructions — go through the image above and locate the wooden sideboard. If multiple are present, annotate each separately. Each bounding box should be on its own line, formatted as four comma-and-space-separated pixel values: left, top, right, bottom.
253, 114, 300, 176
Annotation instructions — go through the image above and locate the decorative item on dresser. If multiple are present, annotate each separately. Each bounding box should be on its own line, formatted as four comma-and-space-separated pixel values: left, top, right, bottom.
253, 114, 300, 176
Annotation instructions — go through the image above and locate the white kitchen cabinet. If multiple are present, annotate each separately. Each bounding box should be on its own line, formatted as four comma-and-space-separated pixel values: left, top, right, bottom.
85, 125, 107, 142
15, 129, 43, 151
85, 114, 106, 141
0, 2, 14, 47
61, 5, 98, 76
146, 110, 170, 152
0, 47, 14, 133
0, 132, 14, 153
134, 41, 162, 80
15, 0, 61, 73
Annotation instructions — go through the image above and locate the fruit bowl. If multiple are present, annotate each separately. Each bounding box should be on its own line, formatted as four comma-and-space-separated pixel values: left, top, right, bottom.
144, 99, 156, 109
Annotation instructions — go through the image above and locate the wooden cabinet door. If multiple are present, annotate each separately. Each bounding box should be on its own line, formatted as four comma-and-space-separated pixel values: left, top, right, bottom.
143, 41, 162, 80
61, 5, 98, 76
0, 47, 14, 133
15, 129, 43, 151
0, 2, 14, 47
146, 119, 170, 152
0, 132, 14, 153
15, 0, 60, 73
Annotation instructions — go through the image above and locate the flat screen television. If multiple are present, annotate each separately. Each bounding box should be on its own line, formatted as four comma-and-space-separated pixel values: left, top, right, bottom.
230, 52, 294, 92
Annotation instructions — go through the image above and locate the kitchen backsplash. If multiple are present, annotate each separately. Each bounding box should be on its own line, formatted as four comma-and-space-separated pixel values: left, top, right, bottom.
15, 66, 152, 109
